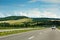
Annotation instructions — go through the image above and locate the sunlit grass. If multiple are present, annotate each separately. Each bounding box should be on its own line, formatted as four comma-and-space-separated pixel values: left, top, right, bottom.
0, 18, 32, 25
0, 30, 32, 36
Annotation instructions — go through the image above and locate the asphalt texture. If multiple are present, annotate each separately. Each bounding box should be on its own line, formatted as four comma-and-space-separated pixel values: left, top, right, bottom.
0, 28, 60, 40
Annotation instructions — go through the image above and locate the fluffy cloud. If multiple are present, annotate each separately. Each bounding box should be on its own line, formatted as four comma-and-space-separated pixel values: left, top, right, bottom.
15, 8, 60, 18
29, 11, 58, 18
0, 8, 60, 18
42, 11, 58, 18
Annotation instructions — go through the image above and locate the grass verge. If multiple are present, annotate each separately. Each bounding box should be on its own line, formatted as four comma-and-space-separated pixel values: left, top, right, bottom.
0, 27, 45, 36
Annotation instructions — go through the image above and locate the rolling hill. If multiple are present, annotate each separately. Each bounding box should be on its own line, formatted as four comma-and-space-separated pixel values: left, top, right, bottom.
0, 16, 60, 24
0, 16, 60, 28
0, 16, 28, 21
0, 16, 60, 21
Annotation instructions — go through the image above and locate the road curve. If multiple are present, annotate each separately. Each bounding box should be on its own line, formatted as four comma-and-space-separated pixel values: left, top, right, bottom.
0, 28, 60, 40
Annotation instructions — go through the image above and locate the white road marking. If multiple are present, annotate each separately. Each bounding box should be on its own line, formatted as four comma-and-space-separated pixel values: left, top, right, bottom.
28, 36, 34, 40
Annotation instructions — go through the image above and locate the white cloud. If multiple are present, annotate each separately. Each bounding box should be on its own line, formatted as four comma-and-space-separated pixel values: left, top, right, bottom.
6, 13, 12, 16
41, 0, 60, 3
27, 10, 59, 18
14, 8, 60, 18
42, 11, 58, 18
0, 8, 60, 18
14, 11, 28, 16
0, 12, 5, 17
29, 0, 60, 3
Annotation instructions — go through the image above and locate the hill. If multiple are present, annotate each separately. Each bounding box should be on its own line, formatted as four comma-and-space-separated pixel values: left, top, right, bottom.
0, 16, 60, 21
0, 16, 28, 21
0, 16, 60, 28
1, 18, 32, 24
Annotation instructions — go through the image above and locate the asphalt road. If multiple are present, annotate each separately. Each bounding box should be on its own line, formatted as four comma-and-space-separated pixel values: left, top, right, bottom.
0, 28, 60, 40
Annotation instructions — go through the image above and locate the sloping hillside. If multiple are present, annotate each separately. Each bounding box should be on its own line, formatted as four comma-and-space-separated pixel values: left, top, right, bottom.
0, 16, 28, 21
0, 18, 33, 25
0, 16, 60, 21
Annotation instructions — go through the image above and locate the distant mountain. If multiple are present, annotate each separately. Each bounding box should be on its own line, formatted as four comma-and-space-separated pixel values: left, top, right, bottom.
0, 16, 28, 21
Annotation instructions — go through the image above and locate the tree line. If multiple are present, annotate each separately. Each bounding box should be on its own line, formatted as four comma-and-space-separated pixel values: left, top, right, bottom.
0, 21, 60, 28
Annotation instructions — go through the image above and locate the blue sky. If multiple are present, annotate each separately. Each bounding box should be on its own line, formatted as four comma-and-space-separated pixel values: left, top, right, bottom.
0, 0, 60, 18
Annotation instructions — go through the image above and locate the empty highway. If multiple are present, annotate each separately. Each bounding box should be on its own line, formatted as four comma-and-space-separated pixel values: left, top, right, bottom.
0, 28, 60, 40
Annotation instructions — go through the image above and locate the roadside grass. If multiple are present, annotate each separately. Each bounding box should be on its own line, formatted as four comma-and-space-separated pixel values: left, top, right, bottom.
57, 27, 60, 29
0, 27, 45, 36
0, 30, 32, 36
55, 26, 60, 29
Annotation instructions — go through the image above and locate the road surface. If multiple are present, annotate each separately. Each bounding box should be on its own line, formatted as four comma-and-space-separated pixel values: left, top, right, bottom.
0, 28, 60, 40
